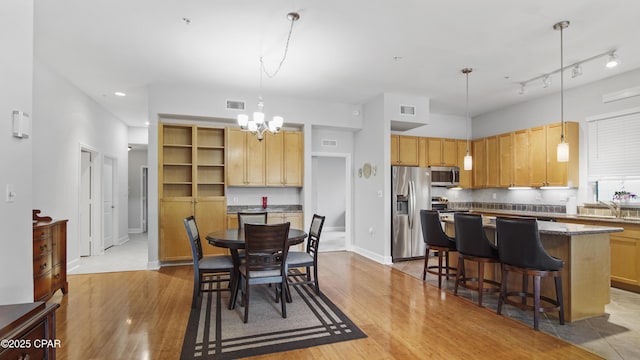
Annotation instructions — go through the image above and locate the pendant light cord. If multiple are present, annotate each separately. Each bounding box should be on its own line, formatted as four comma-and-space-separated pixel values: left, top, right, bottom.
559, 24, 565, 142
261, 13, 299, 79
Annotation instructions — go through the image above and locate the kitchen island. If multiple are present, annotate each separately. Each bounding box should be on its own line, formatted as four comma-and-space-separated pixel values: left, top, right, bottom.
441, 214, 623, 322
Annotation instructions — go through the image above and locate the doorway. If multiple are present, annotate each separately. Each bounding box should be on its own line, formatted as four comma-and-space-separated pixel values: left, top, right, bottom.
80, 147, 98, 256
103, 156, 116, 249
311, 153, 351, 252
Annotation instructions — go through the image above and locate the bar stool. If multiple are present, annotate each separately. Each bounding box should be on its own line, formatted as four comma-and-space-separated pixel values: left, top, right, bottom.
420, 210, 457, 289
495, 217, 565, 330
453, 213, 501, 307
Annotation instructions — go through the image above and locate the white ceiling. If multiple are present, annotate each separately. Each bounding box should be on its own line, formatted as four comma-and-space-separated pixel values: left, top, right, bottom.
34, 0, 640, 128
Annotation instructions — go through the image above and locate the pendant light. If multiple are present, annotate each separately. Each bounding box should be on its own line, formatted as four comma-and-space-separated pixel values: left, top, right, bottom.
462, 68, 473, 171
554, 21, 570, 162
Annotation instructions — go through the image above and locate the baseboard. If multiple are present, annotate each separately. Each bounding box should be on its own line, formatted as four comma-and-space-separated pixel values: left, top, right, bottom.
146, 260, 161, 270
323, 226, 346, 232
350, 246, 392, 265
128, 228, 143, 234
116, 234, 130, 246
67, 258, 80, 273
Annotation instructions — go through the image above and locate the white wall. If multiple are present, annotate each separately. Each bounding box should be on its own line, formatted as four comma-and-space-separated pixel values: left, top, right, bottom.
473, 68, 640, 205
128, 149, 147, 232
128, 126, 149, 145
353, 94, 390, 262
312, 157, 346, 228
0, 0, 34, 305
399, 113, 468, 138
33, 60, 130, 264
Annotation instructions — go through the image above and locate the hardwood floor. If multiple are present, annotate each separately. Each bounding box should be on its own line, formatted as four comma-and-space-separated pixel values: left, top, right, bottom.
51, 252, 601, 359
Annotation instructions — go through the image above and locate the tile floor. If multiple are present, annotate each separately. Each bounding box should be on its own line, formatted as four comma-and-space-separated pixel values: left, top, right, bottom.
68, 233, 149, 274
392, 259, 640, 360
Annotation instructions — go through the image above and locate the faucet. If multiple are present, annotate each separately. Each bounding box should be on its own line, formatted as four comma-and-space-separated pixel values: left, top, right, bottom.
599, 201, 621, 218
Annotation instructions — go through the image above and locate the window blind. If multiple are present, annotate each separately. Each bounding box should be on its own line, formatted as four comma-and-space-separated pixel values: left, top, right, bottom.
588, 110, 640, 180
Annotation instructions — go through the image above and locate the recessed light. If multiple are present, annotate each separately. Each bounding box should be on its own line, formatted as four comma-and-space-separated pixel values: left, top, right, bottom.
114, 92, 126, 97
144, 121, 150, 126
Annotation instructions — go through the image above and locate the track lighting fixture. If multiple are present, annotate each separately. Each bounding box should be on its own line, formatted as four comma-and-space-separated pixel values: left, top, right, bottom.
606, 51, 619, 68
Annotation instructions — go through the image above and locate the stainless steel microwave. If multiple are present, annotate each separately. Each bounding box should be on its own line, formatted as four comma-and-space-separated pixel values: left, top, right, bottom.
430, 166, 460, 187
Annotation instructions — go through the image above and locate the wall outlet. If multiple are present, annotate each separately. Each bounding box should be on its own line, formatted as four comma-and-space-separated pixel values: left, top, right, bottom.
6, 184, 16, 202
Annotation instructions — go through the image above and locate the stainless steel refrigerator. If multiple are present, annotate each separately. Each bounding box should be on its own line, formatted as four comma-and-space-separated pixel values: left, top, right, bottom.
392, 166, 431, 261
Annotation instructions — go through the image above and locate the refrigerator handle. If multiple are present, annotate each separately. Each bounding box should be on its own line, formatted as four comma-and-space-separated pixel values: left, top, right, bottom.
408, 180, 414, 229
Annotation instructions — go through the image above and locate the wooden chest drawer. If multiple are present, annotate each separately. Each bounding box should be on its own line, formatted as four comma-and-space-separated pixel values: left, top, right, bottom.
34, 272, 52, 302
33, 237, 52, 258
0, 318, 47, 360
33, 254, 52, 277
32, 226, 51, 241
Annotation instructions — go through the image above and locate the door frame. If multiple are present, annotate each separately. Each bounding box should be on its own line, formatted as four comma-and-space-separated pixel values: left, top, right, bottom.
141, 166, 148, 233
310, 152, 352, 250
103, 155, 117, 249
78, 144, 102, 256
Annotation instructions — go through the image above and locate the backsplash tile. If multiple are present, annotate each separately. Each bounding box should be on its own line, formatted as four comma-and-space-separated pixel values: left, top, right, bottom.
449, 202, 566, 214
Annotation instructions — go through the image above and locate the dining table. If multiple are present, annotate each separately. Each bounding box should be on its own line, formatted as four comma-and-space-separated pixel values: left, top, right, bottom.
206, 228, 308, 309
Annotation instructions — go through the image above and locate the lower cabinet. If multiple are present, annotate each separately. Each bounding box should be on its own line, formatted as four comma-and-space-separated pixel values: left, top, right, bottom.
0, 302, 59, 360
610, 223, 640, 292
159, 198, 227, 261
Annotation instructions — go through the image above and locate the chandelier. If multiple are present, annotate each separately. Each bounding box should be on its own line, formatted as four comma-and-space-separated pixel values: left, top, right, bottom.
237, 12, 300, 141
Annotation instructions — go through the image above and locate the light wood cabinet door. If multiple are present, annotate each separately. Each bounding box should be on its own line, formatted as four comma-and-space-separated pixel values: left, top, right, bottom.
512, 129, 529, 187
427, 138, 443, 166
498, 132, 513, 187
610, 225, 640, 290
159, 199, 194, 261
266, 131, 303, 186
529, 126, 547, 187
226, 128, 247, 186
226, 128, 265, 186
546, 122, 579, 187
442, 138, 457, 166
486, 136, 499, 188
456, 140, 472, 188
196, 198, 227, 256
391, 135, 419, 166
472, 139, 486, 188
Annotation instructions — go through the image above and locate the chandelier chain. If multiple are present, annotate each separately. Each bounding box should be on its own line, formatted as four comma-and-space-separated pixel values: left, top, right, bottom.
261, 14, 298, 79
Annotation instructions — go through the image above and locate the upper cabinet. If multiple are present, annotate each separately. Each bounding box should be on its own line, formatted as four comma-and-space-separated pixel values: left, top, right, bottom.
470, 121, 579, 189
427, 137, 457, 166
227, 128, 303, 187
266, 131, 304, 187
391, 135, 419, 166
226, 128, 265, 186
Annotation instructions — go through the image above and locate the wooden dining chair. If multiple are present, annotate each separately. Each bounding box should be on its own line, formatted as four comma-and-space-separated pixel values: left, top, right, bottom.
183, 216, 234, 308
239, 222, 291, 323
286, 214, 325, 295
237, 212, 268, 229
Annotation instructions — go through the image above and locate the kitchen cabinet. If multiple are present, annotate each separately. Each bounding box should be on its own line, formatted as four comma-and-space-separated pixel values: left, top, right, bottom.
529, 122, 579, 187
498, 132, 513, 187
226, 128, 265, 186
456, 140, 473, 188
159, 124, 227, 261
472, 139, 486, 188
512, 129, 530, 187
266, 131, 304, 186
427, 137, 457, 166
391, 135, 419, 166
529, 125, 547, 187
546, 122, 579, 187
486, 136, 499, 188
269, 212, 304, 251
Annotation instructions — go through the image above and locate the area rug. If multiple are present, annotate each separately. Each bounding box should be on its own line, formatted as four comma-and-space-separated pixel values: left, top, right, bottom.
180, 274, 367, 359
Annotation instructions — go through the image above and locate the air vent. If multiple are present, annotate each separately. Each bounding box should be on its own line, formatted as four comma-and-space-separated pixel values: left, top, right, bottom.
226, 100, 245, 110
321, 139, 338, 147
400, 105, 416, 116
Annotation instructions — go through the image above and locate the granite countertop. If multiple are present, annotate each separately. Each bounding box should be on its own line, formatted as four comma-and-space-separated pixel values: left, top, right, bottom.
440, 213, 624, 236
460, 208, 640, 225
227, 205, 302, 214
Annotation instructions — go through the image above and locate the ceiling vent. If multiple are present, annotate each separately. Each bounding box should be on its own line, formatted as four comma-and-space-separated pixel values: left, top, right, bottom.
400, 105, 416, 116
226, 100, 245, 111
321, 139, 338, 147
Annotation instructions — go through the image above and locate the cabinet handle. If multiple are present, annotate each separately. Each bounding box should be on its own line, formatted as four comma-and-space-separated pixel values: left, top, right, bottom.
40, 244, 48, 251
40, 263, 47, 270
54, 273, 60, 279
19, 353, 31, 360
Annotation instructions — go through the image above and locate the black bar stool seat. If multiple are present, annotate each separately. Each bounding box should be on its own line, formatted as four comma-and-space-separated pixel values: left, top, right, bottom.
420, 210, 457, 289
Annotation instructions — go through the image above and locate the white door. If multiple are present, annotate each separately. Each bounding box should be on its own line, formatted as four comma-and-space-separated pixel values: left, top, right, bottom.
103, 157, 115, 249
80, 150, 92, 256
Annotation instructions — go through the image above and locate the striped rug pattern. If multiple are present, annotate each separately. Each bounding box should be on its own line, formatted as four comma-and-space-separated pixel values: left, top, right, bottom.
181, 275, 367, 359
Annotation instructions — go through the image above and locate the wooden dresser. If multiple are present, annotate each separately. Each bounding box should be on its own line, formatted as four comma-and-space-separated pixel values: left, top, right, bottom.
0, 302, 59, 360
32, 210, 68, 302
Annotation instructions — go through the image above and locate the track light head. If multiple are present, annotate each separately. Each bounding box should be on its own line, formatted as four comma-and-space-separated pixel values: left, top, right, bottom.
606, 51, 619, 68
